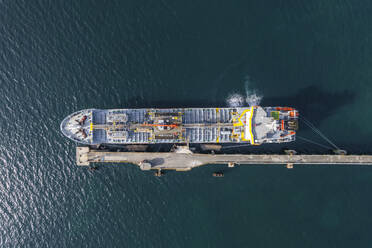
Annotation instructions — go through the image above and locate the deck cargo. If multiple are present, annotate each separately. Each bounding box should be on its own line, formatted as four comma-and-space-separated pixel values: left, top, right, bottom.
61, 107, 299, 145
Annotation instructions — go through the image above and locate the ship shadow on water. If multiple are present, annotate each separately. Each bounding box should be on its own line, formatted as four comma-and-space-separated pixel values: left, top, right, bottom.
110, 85, 357, 154
262, 85, 357, 153
262, 85, 356, 127
122, 98, 227, 109
124, 85, 356, 125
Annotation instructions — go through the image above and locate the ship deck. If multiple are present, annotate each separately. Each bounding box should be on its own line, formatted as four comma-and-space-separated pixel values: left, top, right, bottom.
91, 108, 240, 144
61, 107, 298, 145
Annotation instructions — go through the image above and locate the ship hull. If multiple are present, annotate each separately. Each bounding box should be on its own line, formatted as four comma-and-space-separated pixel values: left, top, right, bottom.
61, 107, 298, 145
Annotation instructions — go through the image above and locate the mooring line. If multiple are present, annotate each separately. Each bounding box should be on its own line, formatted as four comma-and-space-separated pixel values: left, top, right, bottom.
221, 144, 253, 149
300, 117, 340, 150
297, 136, 333, 150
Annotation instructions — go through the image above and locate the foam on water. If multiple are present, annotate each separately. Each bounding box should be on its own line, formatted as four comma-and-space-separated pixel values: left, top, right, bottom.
226, 76, 263, 107
226, 93, 245, 107
244, 77, 262, 106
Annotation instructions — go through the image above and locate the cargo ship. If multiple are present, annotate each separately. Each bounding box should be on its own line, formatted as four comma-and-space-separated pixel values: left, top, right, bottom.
60, 107, 299, 145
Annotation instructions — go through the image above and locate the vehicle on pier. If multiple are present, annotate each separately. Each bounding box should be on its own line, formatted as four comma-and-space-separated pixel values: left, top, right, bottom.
60, 106, 299, 146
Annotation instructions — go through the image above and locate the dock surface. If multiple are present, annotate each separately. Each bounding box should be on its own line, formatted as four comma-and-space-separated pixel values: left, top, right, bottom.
76, 147, 372, 171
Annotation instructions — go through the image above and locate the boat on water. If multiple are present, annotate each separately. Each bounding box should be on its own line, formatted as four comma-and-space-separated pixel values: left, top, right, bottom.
213, 172, 224, 177
60, 107, 299, 145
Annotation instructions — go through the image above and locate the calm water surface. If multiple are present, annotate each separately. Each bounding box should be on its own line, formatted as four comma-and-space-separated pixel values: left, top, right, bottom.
1, 0, 372, 247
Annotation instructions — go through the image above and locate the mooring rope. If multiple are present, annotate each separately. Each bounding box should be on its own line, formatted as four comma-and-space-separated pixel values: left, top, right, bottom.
221, 144, 253, 149
300, 117, 340, 150
297, 136, 333, 150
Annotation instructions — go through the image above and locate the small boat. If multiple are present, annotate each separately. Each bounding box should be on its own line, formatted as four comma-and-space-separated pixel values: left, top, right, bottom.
213, 172, 224, 177
154, 170, 164, 177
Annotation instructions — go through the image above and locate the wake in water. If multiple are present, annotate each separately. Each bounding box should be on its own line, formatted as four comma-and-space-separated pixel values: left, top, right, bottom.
226, 76, 263, 107
226, 93, 245, 107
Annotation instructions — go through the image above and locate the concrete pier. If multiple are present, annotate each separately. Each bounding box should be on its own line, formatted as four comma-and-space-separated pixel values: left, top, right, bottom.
76, 147, 372, 171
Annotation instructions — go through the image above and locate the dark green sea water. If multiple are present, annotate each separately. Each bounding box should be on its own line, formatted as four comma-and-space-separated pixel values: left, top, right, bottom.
1, 0, 372, 247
